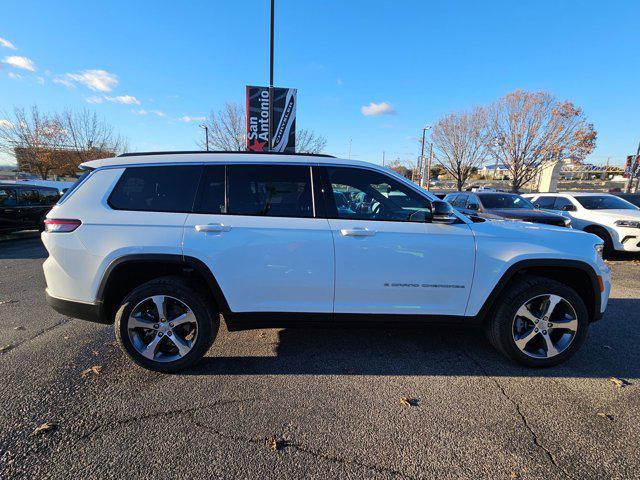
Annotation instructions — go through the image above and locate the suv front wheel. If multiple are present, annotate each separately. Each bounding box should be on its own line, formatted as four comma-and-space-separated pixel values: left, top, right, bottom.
114, 276, 218, 372
486, 275, 589, 367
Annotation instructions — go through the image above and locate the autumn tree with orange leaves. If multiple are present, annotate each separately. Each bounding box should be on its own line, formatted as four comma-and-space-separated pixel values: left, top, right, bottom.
487, 90, 597, 192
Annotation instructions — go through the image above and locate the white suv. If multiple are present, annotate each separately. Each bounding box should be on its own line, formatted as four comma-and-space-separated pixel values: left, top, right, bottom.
524, 192, 640, 255
42, 152, 610, 372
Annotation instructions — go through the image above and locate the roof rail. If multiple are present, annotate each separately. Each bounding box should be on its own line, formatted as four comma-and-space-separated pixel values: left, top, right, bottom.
118, 150, 336, 158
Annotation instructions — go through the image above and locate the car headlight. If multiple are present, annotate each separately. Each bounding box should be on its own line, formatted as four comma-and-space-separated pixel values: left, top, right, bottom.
595, 244, 604, 259
614, 220, 640, 228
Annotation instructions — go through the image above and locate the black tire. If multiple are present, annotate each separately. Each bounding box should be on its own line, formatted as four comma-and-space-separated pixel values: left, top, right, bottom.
485, 275, 589, 367
114, 276, 218, 373
585, 226, 614, 258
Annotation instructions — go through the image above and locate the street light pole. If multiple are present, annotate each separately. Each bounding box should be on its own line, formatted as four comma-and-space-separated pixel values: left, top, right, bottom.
268, 0, 275, 152
419, 125, 431, 187
426, 142, 433, 190
199, 124, 209, 151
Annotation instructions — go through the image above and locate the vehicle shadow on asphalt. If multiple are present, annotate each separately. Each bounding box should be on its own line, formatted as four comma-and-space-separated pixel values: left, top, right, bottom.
183, 297, 639, 380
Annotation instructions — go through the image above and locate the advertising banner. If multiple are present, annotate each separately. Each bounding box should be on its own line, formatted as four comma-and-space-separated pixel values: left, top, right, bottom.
246, 86, 296, 153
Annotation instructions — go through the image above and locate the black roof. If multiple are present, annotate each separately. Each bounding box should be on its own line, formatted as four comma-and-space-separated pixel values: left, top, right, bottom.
118, 150, 335, 158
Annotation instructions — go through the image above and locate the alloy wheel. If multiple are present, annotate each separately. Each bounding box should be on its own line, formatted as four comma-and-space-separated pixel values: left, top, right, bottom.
512, 294, 578, 359
127, 295, 198, 362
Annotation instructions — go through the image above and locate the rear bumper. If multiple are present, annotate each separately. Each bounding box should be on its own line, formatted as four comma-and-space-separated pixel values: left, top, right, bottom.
46, 290, 108, 324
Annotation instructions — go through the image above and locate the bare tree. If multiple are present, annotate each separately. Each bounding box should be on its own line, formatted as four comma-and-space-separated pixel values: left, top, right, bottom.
431, 106, 491, 191
0, 106, 128, 178
296, 128, 327, 154
198, 102, 246, 151
487, 90, 597, 192
386, 158, 413, 179
0, 106, 67, 179
59, 109, 128, 172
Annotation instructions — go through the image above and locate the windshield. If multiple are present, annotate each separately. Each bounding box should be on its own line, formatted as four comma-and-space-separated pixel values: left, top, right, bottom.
478, 193, 534, 209
575, 195, 638, 210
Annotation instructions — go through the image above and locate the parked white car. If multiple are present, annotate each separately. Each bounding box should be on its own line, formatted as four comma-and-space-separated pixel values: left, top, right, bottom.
42, 152, 610, 372
523, 192, 640, 255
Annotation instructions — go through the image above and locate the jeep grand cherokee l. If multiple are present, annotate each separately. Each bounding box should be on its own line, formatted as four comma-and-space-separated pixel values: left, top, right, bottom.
42, 152, 610, 372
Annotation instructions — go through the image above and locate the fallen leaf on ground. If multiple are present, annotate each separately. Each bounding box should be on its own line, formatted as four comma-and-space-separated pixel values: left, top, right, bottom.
81, 365, 102, 378
0, 300, 17, 306
14, 326, 25, 331
266, 436, 286, 451
0, 345, 10, 354
31, 422, 57, 436
510, 472, 520, 479
609, 377, 630, 388
596, 412, 614, 421
400, 396, 419, 407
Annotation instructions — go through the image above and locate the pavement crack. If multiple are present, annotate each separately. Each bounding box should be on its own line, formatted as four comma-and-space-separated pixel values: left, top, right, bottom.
192, 419, 418, 479
76, 397, 260, 441
0, 318, 71, 355
457, 346, 572, 479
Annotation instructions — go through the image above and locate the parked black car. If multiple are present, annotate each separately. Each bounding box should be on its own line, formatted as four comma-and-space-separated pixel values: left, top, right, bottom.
0, 184, 60, 233
443, 191, 571, 227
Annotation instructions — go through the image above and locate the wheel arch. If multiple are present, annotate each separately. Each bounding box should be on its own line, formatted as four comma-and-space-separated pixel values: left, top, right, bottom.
97, 254, 230, 324
476, 259, 601, 324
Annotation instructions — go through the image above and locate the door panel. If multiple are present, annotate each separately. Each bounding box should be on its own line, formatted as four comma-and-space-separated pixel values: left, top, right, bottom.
183, 164, 334, 313
329, 219, 475, 315
183, 214, 334, 312
320, 166, 475, 316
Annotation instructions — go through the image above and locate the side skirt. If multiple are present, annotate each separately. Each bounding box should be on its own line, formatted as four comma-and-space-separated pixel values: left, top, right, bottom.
223, 312, 474, 332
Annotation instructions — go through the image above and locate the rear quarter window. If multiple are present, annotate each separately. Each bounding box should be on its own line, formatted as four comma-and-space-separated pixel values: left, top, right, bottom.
108, 165, 202, 213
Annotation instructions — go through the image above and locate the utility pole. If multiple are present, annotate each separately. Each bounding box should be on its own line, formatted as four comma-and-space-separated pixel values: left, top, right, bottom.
382, 151, 385, 166
419, 125, 431, 187
426, 142, 433, 190
625, 141, 640, 193
199, 124, 209, 151
268, 0, 275, 152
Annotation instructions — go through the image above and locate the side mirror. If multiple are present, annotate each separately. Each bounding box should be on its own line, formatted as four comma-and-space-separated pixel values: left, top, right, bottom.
562, 204, 576, 212
430, 200, 457, 224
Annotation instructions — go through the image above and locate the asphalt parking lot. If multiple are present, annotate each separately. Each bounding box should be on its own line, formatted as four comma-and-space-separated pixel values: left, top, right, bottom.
1, 237, 639, 479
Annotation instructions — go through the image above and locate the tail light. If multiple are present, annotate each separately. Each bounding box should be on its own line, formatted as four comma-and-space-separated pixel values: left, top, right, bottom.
44, 219, 82, 233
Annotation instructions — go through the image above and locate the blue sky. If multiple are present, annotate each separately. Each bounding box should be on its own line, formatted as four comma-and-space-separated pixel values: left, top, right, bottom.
1, 0, 639, 166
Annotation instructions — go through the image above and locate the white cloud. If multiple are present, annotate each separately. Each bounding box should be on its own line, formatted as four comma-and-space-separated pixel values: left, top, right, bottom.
2, 55, 36, 72
86, 96, 104, 104
179, 115, 206, 122
53, 77, 74, 88
8, 72, 22, 80
36, 76, 45, 85
133, 109, 165, 117
0, 119, 12, 128
104, 95, 140, 105
0, 37, 17, 50
61, 69, 118, 92
361, 101, 395, 116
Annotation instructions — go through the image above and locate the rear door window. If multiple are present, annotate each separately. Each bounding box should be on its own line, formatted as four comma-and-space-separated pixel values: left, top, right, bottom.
553, 197, 574, 211
535, 196, 557, 209
226, 165, 313, 218
195, 165, 226, 214
109, 165, 202, 213
18, 189, 40, 206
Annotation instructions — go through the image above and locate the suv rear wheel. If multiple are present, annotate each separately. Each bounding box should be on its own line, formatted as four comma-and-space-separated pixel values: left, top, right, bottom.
114, 276, 218, 372
486, 275, 588, 367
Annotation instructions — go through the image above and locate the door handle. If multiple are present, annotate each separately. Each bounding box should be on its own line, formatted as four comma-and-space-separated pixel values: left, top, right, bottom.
340, 227, 376, 237
195, 223, 231, 233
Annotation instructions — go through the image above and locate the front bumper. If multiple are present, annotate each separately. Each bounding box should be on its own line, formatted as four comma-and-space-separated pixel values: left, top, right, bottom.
46, 290, 108, 324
